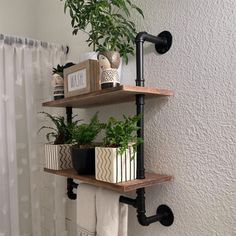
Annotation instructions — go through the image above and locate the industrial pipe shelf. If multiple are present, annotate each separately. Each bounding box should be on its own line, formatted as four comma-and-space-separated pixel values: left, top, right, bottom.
42, 30, 175, 227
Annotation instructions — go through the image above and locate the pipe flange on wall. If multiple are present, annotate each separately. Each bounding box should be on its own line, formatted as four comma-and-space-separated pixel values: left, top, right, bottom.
155, 31, 172, 54
135, 30, 172, 55
156, 205, 174, 227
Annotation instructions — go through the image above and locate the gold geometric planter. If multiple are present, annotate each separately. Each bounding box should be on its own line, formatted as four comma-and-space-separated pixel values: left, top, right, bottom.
95, 146, 137, 183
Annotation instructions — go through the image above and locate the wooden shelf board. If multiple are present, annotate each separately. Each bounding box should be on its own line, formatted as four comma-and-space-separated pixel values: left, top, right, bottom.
44, 168, 173, 193
42, 85, 173, 108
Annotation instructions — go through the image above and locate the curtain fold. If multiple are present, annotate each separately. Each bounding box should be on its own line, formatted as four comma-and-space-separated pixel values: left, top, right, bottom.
0, 34, 67, 236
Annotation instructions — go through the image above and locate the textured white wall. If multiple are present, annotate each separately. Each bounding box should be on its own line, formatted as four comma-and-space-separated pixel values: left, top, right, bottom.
0, 0, 37, 37
1, 0, 235, 235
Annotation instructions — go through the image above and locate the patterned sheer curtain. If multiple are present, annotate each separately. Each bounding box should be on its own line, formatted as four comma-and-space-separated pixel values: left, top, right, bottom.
0, 34, 67, 236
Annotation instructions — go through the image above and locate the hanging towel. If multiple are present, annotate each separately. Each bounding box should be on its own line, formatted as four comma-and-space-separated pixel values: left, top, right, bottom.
96, 188, 128, 236
76, 184, 97, 236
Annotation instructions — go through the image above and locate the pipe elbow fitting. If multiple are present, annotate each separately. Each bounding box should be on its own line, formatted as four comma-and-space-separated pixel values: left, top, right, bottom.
135, 31, 148, 43
137, 215, 149, 226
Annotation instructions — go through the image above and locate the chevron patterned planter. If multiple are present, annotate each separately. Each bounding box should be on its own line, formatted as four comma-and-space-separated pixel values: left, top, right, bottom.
44, 144, 73, 170
95, 147, 137, 183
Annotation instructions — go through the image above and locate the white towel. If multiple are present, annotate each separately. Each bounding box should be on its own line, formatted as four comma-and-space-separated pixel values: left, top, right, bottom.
76, 184, 97, 236
96, 188, 128, 236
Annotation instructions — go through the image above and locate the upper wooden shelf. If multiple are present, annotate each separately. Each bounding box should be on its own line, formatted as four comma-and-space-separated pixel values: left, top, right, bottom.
44, 168, 173, 193
42, 85, 173, 108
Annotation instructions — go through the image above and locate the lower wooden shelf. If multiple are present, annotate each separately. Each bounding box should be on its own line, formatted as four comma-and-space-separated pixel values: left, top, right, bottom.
44, 168, 173, 193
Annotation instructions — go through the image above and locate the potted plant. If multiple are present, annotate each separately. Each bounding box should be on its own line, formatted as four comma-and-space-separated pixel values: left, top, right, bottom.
71, 112, 104, 175
61, 0, 144, 88
95, 114, 143, 183
51, 62, 75, 100
39, 111, 80, 170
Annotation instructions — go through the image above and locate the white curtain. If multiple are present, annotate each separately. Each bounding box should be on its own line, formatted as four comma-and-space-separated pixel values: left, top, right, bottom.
0, 34, 67, 236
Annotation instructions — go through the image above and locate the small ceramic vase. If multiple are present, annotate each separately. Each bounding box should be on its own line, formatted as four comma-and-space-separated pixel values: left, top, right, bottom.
51, 74, 64, 100
98, 51, 121, 89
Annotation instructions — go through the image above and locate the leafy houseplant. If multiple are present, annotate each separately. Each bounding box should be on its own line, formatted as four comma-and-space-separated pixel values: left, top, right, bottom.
53, 62, 75, 77
61, 0, 144, 64
39, 111, 80, 170
71, 112, 104, 148
103, 114, 143, 155
39, 111, 79, 144
95, 114, 143, 183
51, 62, 75, 100
70, 112, 105, 175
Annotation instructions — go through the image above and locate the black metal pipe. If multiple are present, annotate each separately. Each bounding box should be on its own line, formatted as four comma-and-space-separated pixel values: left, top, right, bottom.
136, 95, 145, 179
67, 178, 78, 200
136, 188, 160, 226
119, 196, 137, 208
128, 31, 174, 227
66, 107, 72, 123
66, 107, 76, 200
136, 188, 147, 225
119, 188, 164, 226
135, 38, 144, 86
136, 31, 167, 46
135, 32, 146, 180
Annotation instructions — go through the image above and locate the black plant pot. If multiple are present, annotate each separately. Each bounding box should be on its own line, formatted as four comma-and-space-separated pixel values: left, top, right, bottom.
71, 146, 95, 175
101, 82, 120, 89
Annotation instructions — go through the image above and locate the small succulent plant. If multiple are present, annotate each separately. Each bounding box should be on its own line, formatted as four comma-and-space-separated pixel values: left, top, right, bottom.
52, 62, 75, 77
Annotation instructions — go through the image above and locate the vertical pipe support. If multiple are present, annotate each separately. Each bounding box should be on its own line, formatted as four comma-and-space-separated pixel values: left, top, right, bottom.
124, 31, 174, 227
66, 107, 72, 123
67, 178, 78, 200
136, 35, 145, 179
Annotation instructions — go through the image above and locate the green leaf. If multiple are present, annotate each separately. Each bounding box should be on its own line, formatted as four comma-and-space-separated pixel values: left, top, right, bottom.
69, 8, 74, 18
133, 6, 144, 18
103, 114, 143, 155
72, 28, 79, 35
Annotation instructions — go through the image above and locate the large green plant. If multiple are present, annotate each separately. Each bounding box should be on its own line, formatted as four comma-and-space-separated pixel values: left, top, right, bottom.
71, 112, 105, 147
61, 0, 144, 64
103, 114, 143, 156
38, 112, 80, 144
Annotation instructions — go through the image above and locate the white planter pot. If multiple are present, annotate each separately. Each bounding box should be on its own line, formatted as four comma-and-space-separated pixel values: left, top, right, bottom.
44, 144, 73, 170
95, 147, 137, 183
51, 74, 64, 100
79, 52, 98, 62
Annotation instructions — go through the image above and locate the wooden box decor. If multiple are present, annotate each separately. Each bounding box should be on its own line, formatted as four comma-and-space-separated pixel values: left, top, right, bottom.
95, 147, 137, 183
64, 59, 100, 97
44, 144, 73, 170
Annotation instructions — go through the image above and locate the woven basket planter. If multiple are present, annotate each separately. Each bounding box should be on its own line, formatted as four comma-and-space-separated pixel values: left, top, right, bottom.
44, 144, 72, 170
95, 146, 137, 183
